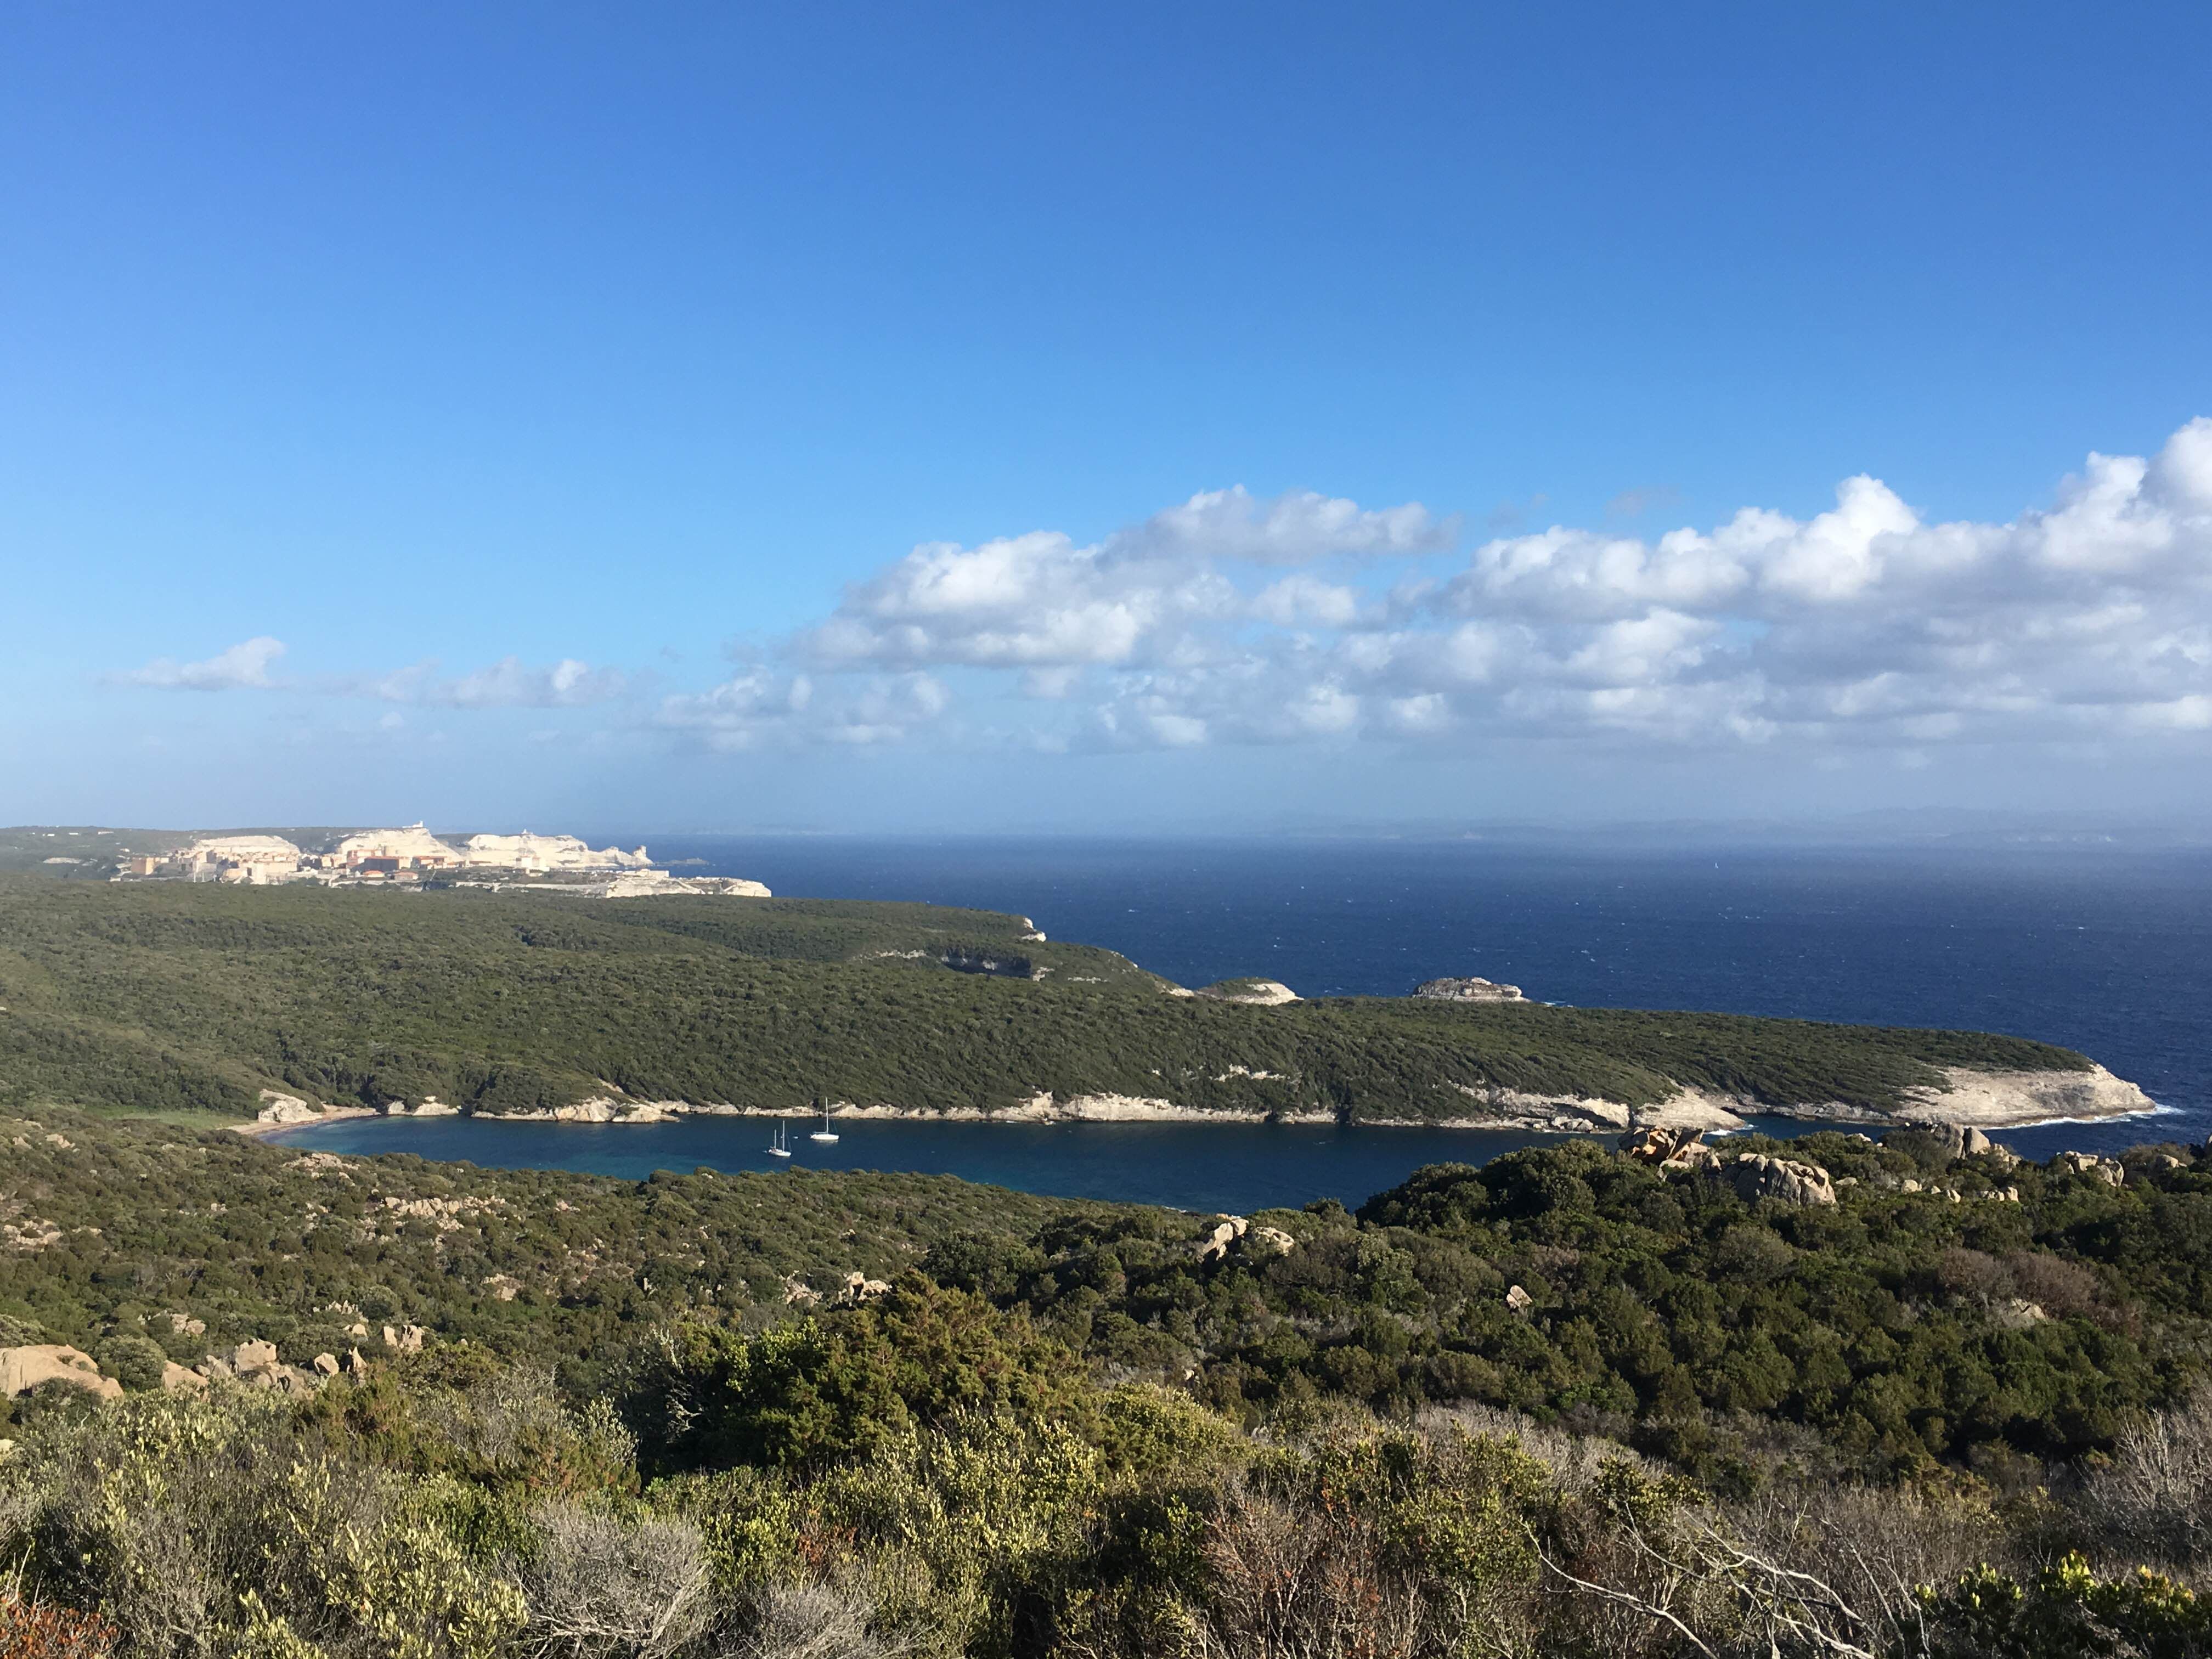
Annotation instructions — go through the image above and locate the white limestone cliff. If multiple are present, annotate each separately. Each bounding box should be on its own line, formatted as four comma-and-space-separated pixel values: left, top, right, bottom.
459, 832, 652, 872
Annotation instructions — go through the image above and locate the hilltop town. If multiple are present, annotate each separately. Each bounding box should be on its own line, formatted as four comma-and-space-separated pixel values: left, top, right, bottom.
110, 822, 771, 898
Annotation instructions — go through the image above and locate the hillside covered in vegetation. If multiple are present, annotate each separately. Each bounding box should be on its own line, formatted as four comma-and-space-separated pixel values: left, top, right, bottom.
0, 876, 2096, 1126
9, 1109, 2212, 1656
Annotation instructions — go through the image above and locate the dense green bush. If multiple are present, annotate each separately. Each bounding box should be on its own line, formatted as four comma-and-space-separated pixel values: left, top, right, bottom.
12, 1357, 2200, 1658
961, 1135, 2212, 1480
624, 1276, 1090, 1474
0, 1108, 1113, 1413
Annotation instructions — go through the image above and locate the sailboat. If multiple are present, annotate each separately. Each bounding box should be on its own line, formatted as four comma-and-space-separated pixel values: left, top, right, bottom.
809, 1096, 840, 1144
765, 1118, 792, 1159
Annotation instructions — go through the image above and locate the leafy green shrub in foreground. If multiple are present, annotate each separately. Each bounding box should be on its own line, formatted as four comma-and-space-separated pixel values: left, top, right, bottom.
1919, 1555, 2212, 1659
8, 1331, 2212, 1657
624, 1274, 1088, 1474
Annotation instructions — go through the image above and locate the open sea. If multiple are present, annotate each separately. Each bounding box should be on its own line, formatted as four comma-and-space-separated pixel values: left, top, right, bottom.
276, 837, 2212, 1213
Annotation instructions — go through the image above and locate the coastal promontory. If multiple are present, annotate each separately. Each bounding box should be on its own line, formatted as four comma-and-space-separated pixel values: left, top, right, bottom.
0, 865, 2155, 1135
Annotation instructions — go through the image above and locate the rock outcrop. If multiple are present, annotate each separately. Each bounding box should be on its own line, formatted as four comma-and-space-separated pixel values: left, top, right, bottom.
1889, 1120, 2019, 1166
1193, 980, 1299, 1006
2053, 1150, 2126, 1187
256, 1090, 325, 1125
1191, 1216, 1299, 1263
160, 1361, 206, 1395
1620, 1125, 1714, 1167
1414, 977, 1526, 1003
196, 1336, 341, 1397
1719, 1154, 1837, 1207
0, 1345, 122, 1401
834, 1273, 892, 1306
230, 1338, 278, 1373
1195, 1217, 1249, 1262
484, 1097, 684, 1125
1620, 1128, 1836, 1206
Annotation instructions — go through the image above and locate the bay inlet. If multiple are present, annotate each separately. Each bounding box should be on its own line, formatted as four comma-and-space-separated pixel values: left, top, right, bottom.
276, 1111, 1776, 1212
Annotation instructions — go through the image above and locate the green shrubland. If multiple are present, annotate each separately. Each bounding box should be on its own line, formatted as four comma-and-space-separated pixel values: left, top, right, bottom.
0, 877, 2087, 1123
10, 1111, 2212, 1653
10, 1286, 2212, 1657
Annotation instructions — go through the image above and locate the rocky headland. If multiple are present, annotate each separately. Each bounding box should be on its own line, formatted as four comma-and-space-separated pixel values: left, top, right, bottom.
25, 876, 2131, 1144
1188, 978, 1301, 1006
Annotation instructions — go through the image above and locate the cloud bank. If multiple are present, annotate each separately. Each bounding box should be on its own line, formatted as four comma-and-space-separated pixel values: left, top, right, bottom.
118, 645, 625, 710
358, 657, 627, 708
113, 421, 2212, 766
673, 421, 2212, 754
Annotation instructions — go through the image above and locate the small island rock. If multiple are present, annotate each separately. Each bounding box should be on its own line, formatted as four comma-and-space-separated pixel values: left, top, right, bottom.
1414, 976, 1526, 1003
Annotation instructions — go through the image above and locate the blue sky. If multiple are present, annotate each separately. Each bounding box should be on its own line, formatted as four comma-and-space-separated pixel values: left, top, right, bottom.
4, 3, 2209, 832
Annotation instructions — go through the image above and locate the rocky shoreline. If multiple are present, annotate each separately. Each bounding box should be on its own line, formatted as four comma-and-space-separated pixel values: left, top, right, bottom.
243, 1062, 2161, 1139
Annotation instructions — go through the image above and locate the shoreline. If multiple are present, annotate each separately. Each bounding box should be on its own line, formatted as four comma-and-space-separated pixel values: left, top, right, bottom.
252, 1066, 2168, 1143
231, 1104, 381, 1139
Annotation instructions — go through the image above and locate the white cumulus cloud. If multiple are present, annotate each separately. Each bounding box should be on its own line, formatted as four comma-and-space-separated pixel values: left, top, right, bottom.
116, 636, 286, 691
803, 486, 1449, 672
104, 421, 2212, 770
763, 418, 2212, 756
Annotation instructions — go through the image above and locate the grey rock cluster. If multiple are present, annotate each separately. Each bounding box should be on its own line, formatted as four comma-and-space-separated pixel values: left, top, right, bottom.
2053, 1150, 2126, 1187
1895, 1119, 2021, 1167
1412, 977, 1525, 1002
1719, 1154, 1837, 1207
201, 1337, 369, 1396
1617, 1127, 1835, 1206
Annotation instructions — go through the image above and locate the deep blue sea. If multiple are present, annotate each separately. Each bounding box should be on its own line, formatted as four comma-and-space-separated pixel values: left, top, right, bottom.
279, 838, 2212, 1212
